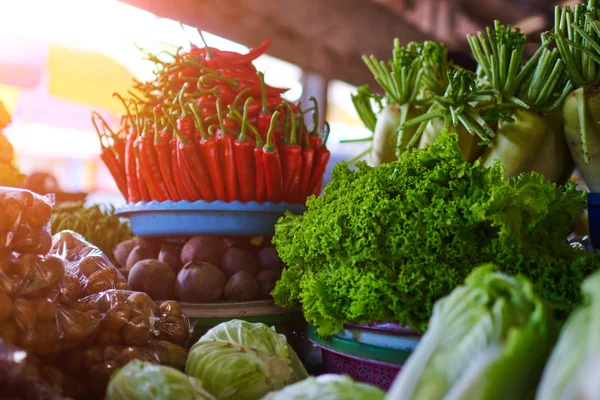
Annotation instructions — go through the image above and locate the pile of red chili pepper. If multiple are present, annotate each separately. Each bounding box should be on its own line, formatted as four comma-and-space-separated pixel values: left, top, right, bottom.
92, 39, 330, 205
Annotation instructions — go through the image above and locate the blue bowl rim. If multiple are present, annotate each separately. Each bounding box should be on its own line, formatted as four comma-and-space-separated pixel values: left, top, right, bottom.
115, 200, 307, 215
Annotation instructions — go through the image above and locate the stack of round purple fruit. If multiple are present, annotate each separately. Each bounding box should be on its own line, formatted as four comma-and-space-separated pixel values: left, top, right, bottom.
112, 236, 284, 303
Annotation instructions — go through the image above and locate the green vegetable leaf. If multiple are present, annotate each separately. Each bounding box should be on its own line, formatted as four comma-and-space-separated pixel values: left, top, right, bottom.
273, 131, 596, 337
107, 360, 216, 400
536, 266, 600, 400
185, 320, 307, 400
387, 265, 556, 400
262, 374, 385, 400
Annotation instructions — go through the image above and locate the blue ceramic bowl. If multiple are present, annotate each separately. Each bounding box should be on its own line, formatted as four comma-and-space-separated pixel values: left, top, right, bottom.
115, 200, 306, 237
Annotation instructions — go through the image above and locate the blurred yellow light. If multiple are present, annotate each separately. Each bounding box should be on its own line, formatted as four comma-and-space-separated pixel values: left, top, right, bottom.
0, 84, 20, 115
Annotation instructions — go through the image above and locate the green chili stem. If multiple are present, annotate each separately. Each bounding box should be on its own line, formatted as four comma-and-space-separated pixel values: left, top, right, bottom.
346, 146, 372, 165
215, 98, 228, 135
177, 83, 189, 116
340, 137, 374, 143
285, 102, 298, 145
264, 111, 281, 152
257, 71, 269, 114
162, 108, 186, 143
309, 96, 319, 135
239, 97, 252, 142
189, 104, 209, 139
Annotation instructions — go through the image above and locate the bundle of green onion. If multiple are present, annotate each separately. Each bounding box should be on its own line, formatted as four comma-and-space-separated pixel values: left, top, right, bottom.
351, 0, 600, 189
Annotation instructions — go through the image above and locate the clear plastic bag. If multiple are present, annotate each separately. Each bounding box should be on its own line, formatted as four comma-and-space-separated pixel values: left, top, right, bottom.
0, 199, 191, 398
51, 340, 188, 395
0, 186, 53, 254
51, 230, 130, 299
72, 290, 190, 348
0, 340, 80, 400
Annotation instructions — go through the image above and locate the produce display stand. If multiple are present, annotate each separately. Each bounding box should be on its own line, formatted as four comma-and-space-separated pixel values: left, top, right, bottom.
115, 201, 306, 237
308, 323, 421, 391
115, 200, 313, 361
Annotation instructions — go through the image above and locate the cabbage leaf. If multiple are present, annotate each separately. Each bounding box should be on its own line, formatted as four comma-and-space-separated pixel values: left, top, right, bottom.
386, 264, 556, 400
536, 270, 600, 400
185, 320, 308, 400
106, 360, 215, 400
262, 374, 385, 400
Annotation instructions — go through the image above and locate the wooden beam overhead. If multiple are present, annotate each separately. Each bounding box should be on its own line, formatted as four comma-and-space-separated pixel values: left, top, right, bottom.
118, 0, 432, 88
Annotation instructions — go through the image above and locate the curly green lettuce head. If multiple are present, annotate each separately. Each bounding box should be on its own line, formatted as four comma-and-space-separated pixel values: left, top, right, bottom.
261, 374, 385, 400
273, 131, 594, 336
185, 320, 308, 400
387, 264, 557, 400
106, 360, 216, 400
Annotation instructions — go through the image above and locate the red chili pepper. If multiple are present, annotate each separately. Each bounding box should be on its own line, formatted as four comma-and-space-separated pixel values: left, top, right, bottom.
262, 111, 284, 203
308, 97, 322, 149
124, 131, 141, 202
223, 118, 239, 133
215, 98, 239, 202
280, 104, 302, 203
138, 118, 170, 202
91, 115, 128, 199
92, 111, 127, 175
165, 109, 215, 202
170, 137, 191, 201
231, 40, 271, 65
103, 114, 128, 172
307, 122, 331, 197
254, 145, 266, 203
177, 140, 202, 201
134, 139, 152, 202
215, 84, 237, 104
128, 100, 154, 202
153, 110, 180, 201
113, 136, 127, 170
201, 39, 270, 69
226, 106, 265, 203
299, 126, 315, 203
233, 98, 256, 203
309, 96, 323, 149
189, 104, 227, 202
176, 84, 196, 141
218, 67, 287, 92
246, 98, 281, 116
198, 95, 218, 109
256, 71, 272, 134
113, 93, 140, 202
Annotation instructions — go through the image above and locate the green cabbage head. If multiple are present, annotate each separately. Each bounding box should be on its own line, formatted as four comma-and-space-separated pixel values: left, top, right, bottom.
185, 319, 308, 400
536, 270, 600, 400
106, 360, 216, 400
386, 264, 556, 400
261, 374, 385, 400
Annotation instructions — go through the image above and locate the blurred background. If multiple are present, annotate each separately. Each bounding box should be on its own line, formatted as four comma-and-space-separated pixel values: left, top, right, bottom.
0, 0, 579, 205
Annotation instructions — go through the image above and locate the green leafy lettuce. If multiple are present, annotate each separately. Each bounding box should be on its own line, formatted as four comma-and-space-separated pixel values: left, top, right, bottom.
273, 131, 596, 336
386, 265, 556, 400
535, 269, 600, 400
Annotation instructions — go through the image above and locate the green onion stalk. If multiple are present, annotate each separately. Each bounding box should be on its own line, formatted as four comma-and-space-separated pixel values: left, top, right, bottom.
554, 0, 600, 191
402, 68, 495, 162
349, 41, 445, 166
468, 21, 573, 180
